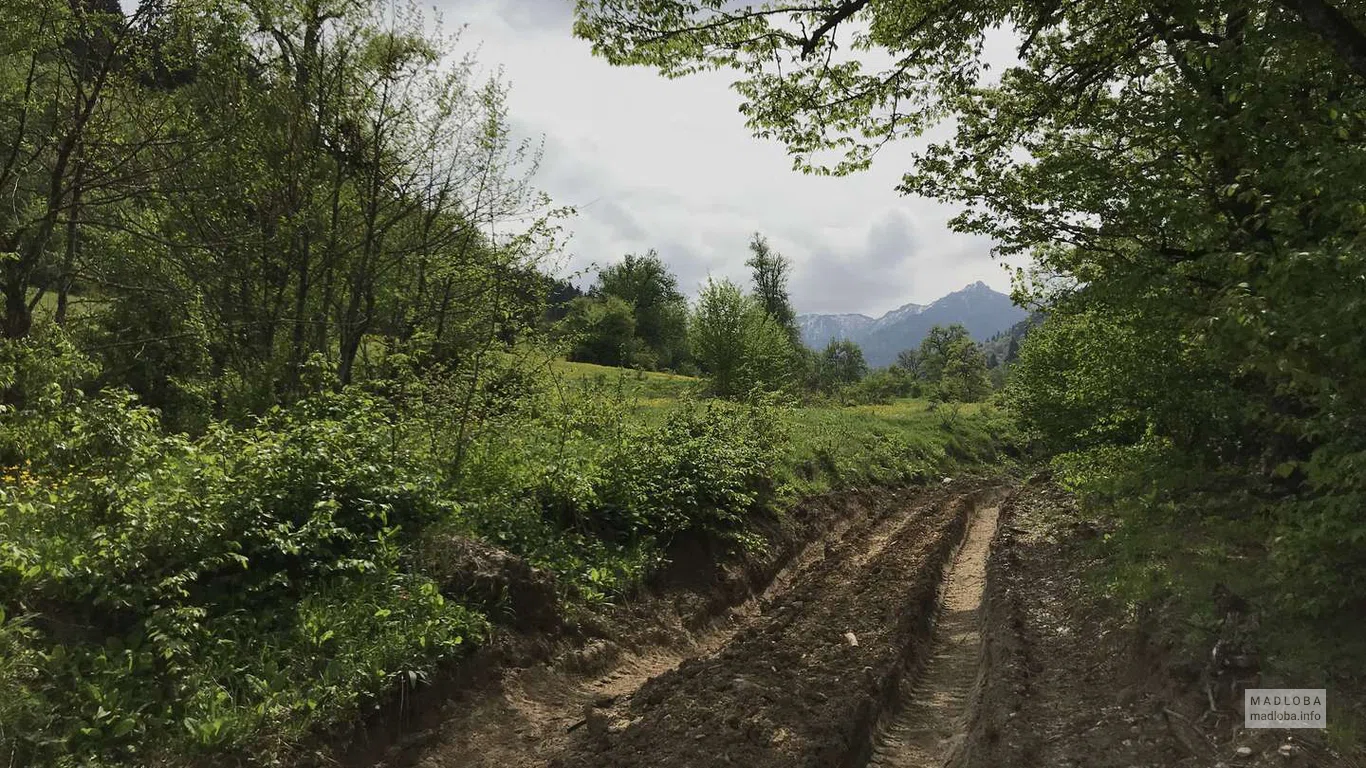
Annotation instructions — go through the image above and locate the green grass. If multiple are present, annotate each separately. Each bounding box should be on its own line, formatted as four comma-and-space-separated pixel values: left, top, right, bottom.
779, 397, 1015, 496
542, 358, 1017, 498
547, 359, 703, 402
26, 289, 105, 325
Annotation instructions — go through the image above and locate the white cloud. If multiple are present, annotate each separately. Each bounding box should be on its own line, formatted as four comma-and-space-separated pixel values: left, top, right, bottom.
438, 0, 1020, 315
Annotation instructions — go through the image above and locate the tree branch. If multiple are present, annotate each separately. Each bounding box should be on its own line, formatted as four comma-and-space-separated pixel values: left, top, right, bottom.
801, 0, 869, 58
1276, 0, 1366, 79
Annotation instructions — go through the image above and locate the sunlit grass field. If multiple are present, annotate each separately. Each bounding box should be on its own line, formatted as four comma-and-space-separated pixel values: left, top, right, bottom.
543, 358, 1017, 497
546, 359, 703, 401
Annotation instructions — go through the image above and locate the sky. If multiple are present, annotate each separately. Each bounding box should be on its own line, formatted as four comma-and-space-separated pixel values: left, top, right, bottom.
435, 0, 1020, 318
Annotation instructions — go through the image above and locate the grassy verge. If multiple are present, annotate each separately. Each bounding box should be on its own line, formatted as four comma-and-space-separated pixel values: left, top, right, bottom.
780, 399, 1013, 496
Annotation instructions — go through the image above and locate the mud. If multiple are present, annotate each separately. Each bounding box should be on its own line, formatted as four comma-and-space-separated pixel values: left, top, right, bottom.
373, 476, 1357, 768
367, 483, 975, 768
958, 479, 1362, 768
550, 487, 1003, 768
867, 501, 998, 767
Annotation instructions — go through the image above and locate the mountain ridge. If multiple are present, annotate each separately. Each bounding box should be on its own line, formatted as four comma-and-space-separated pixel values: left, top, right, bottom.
796, 281, 1026, 367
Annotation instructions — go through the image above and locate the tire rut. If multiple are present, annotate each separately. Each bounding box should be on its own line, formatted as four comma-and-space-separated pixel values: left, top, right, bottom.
390, 487, 958, 768
552, 488, 992, 768
866, 503, 998, 768
568, 491, 954, 745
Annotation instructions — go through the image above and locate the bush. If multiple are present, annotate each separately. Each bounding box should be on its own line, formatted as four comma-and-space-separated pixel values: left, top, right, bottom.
448, 382, 785, 596
0, 383, 487, 766
839, 368, 916, 404
599, 397, 783, 546
0, 333, 1009, 765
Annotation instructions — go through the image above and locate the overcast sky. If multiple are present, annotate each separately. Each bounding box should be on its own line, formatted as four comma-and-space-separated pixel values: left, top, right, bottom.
436, 0, 1019, 317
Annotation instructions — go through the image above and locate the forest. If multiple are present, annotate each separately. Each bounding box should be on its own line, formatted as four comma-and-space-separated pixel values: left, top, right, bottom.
2, 0, 1364, 764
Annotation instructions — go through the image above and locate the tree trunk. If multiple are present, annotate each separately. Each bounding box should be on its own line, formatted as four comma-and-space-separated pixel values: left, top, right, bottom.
2, 271, 31, 339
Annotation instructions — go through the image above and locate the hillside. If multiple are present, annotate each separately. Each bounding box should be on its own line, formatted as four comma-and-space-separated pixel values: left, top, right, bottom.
796, 282, 1028, 367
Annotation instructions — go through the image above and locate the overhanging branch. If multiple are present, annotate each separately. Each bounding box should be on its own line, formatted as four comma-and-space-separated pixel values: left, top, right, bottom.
801, 0, 869, 58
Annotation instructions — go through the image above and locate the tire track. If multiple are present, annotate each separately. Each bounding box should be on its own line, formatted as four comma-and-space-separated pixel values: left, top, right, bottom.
551, 489, 990, 768
867, 503, 999, 768
388, 487, 958, 768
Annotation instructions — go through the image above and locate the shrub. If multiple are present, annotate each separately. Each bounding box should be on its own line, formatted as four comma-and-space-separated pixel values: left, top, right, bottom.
691, 279, 795, 398
0, 386, 487, 766
839, 368, 915, 405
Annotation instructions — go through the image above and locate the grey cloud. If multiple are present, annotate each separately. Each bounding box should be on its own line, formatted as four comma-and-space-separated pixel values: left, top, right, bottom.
452, 0, 1017, 316
587, 198, 649, 241
489, 0, 576, 33
787, 209, 922, 315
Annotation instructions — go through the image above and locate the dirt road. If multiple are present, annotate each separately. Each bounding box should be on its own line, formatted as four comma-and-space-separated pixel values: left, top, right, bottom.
378, 485, 1001, 768
378, 481, 1355, 768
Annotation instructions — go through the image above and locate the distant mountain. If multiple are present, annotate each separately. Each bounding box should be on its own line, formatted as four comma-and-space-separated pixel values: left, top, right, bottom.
796, 281, 1028, 367
795, 313, 875, 347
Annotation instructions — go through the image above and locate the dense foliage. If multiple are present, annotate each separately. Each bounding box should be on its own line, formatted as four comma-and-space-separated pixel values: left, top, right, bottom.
0, 327, 1012, 765
690, 277, 796, 397
1, 0, 565, 423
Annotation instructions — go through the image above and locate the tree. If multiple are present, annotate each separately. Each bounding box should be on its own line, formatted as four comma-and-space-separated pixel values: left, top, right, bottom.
938, 337, 991, 403
573, 0, 1366, 619
595, 250, 689, 368
560, 295, 641, 367
1004, 336, 1021, 365
916, 325, 973, 383
915, 324, 988, 402
0, 0, 156, 338
816, 339, 867, 392
691, 278, 793, 398
894, 348, 922, 379
745, 232, 797, 342
544, 276, 584, 322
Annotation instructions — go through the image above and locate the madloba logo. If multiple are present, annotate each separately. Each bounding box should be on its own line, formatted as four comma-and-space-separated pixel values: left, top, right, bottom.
1249, 694, 1322, 706
1245, 689, 1326, 729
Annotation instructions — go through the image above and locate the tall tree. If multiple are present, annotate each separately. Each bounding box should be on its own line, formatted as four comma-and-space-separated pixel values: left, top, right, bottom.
0, 0, 155, 338
817, 338, 867, 391
691, 277, 792, 397
895, 348, 922, 378
744, 232, 797, 342
916, 325, 973, 384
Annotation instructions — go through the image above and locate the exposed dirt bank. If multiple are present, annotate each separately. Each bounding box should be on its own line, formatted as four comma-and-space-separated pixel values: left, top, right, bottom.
356, 477, 1363, 768
550, 486, 1005, 768
351, 482, 983, 768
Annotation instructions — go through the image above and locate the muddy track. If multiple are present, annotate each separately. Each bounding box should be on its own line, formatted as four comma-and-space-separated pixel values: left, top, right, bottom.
549, 487, 1006, 768
384, 485, 977, 768
867, 503, 997, 767
390, 480, 1366, 768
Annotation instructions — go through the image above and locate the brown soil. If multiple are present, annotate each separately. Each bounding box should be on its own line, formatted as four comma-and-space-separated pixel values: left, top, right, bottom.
549, 485, 1006, 768
867, 501, 998, 767
958, 479, 1361, 768
360, 476, 1364, 768
362, 483, 977, 768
